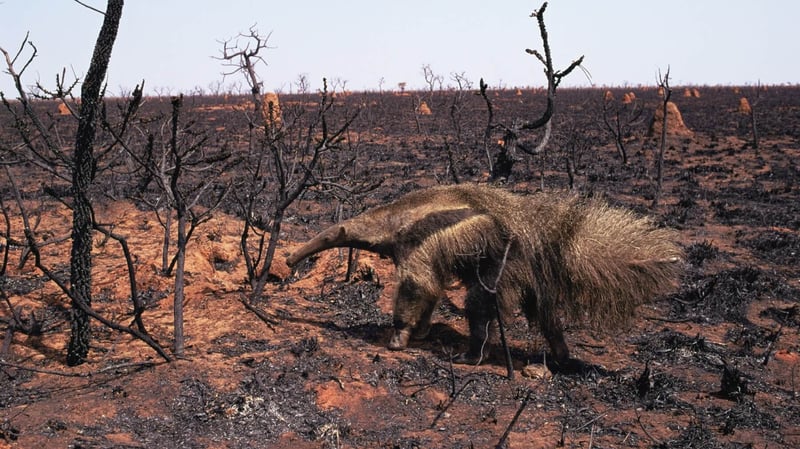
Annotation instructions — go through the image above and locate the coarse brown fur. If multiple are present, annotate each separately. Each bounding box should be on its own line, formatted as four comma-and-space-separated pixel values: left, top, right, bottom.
287, 184, 684, 370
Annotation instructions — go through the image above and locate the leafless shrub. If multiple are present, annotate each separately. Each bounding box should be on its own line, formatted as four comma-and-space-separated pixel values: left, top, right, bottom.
217, 27, 361, 301
601, 90, 644, 165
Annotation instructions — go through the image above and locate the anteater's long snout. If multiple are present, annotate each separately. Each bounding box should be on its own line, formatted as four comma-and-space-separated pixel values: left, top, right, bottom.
286, 225, 346, 267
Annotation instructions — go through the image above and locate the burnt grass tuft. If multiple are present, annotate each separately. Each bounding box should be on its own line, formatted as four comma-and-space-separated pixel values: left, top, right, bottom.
685, 240, 720, 267
740, 229, 800, 266
306, 276, 391, 343
671, 267, 795, 324
151, 361, 347, 448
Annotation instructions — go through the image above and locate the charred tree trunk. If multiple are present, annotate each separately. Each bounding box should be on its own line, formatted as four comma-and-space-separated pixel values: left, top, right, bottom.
67, 0, 124, 366
478, 78, 495, 175
173, 211, 187, 356
168, 95, 188, 356
491, 129, 518, 182
0, 195, 10, 277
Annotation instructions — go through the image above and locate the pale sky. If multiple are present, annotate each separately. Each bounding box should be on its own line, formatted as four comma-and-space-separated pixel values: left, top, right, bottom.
1, 0, 797, 97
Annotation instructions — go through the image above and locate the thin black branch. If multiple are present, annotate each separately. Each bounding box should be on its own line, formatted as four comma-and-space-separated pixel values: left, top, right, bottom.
430, 377, 478, 429
0, 359, 159, 377
477, 240, 515, 379
238, 295, 278, 327
496, 389, 533, 448
92, 223, 146, 333
72, 0, 106, 15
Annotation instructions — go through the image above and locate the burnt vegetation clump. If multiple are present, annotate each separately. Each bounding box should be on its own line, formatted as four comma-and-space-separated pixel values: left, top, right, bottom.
671, 267, 796, 324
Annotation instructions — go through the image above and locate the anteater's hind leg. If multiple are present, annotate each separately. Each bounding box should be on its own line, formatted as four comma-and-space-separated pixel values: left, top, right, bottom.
523, 294, 571, 368
539, 315, 570, 366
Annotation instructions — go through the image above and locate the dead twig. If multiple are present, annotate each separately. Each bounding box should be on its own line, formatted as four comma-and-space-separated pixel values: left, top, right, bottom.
643, 315, 694, 324
635, 411, 662, 446
72, 0, 106, 15
477, 240, 515, 379
761, 324, 782, 367
238, 295, 279, 328
495, 389, 533, 448
430, 376, 478, 429
573, 412, 607, 433
0, 359, 159, 377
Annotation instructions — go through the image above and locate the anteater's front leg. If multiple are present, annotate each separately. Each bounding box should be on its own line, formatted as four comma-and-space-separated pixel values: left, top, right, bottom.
388, 276, 441, 350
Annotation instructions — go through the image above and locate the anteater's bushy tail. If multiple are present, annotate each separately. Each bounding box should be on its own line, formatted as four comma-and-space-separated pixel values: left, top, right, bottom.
559, 200, 683, 328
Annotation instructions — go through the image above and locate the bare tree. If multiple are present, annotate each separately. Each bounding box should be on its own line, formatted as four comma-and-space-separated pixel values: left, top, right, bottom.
601, 91, 643, 165
744, 81, 762, 150
653, 67, 671, 208
118, 95, 232, 355
329, 77, 348, 93
489, 2, 584, 183
447, 71, 472, 143
558, 119, 597, 190
438, 71, 475, 184
0, 0, 160, 366
295, 74, 310, 95
421, 64, 443, 102
218, 27, 360, 301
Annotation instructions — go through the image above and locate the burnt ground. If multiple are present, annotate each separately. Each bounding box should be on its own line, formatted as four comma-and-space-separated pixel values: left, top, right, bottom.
0, 86, 799, 448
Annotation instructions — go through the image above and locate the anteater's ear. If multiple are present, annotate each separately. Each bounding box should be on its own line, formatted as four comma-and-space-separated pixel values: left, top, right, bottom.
325, 225, 347, 244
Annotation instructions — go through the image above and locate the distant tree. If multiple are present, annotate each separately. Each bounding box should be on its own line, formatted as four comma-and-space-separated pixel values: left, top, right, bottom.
447, 71, 472, 142
601, 91, 643, 165
743, 81, 762, 150
653, 66, 672, 208
558, 119, 597, 190
208, 79, 225, 96
421, 64, 443, 102
440, 71, 473, 184
295, 74, 310, 94
329, 77, 348, 93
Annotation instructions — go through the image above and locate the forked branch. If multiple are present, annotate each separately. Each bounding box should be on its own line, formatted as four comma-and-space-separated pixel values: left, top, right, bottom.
520, 2, 584, 134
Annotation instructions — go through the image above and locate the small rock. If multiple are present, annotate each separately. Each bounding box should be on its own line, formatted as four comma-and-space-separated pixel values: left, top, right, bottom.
521, 364, 552, 380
